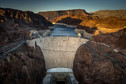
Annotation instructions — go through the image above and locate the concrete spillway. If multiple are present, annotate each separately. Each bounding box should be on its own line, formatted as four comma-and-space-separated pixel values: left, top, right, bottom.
26, 36, 89, 69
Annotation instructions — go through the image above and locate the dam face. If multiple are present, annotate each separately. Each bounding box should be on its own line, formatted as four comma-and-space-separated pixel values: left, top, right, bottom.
26, 36, 89, 69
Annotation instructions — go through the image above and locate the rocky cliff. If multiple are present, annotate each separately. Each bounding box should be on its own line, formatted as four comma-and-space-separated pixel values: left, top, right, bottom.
91, 10, 126, 19
39, 9, 126, 37
57, 17, 82, 25
38, 9, 89, 22
0, 8, 53, 46
0, 8, 52, 28
73, 41, 126, 84
92, 28, 126, 54
0, 43, 46, 84
0, 22, 30, 47
73, 20, 126, 84
56, 15, 126, 37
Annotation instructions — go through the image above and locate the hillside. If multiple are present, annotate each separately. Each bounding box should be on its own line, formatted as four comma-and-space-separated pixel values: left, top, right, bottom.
0, 8, 52, 29
38, 9, 126, 36
38, 9, 89, 22
56, 15, 126, 35
91, 10, 126, 19
0, 8, 53, 46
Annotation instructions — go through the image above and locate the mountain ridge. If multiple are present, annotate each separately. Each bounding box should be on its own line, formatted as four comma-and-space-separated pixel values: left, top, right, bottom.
38, 9, 89, 22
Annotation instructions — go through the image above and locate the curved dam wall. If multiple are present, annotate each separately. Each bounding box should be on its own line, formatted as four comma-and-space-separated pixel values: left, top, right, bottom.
26, 36, 89, 69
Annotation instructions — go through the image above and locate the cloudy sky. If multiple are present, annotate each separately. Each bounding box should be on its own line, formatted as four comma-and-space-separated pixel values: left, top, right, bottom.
0, 0, 126, 13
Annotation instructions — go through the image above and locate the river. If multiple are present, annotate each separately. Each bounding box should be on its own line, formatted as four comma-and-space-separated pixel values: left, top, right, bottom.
49, 24, 77, 37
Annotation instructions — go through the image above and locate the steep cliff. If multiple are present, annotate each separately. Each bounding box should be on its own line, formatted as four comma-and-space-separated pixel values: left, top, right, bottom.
0, 22, 30, 46
56, 15, 126, 38
38, 9, 89, 22
39, 9, 126, 37
0, 8, 53, 28
57, 17, 82, 25
0, 43, 46, 84
92, 28, 126, 54
0, 25, 9, 46
91, 10, 126, 19
73, 41, 126, 84
0, 8, 53, 46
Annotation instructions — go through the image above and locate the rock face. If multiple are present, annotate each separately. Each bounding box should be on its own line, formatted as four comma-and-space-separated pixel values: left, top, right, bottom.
77, 25, 97, 34
39, 9, 126, 37
0, 8, 53, 46
38, 9, 89, 22
57, 17, 82, 25
73, 41, 126, 84
79, 16, 126, 35
0, 8, 53, 28
0, 43, 46, 84
92, 10, 126, 19
0, 25, 9, 46
49, 11, 126, 37
92, 29, 126, 51
0, 22, 30, 47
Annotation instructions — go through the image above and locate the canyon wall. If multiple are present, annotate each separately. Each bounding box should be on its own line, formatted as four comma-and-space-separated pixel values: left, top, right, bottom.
92, 10, 126, 19
26, 36, 89, 69
73, 41, 126, 84
0, 8, 53, 47
38, 9, 89, 22
0, 43, 46, 84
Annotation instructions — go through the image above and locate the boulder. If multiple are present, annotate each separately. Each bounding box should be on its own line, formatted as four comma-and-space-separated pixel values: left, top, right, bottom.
73, 41, 126, 84
0, 43, 46, 84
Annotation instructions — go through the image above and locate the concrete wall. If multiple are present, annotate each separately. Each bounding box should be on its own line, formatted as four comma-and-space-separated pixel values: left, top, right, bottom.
26, 36, 89, 69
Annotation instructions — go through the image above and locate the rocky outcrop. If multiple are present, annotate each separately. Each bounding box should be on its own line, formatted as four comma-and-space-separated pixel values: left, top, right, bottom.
92, 28, 126, 54
38, 9, 89, 22
52, 13, 126, 37
0, 25, 9, 46
0, 22, 30, 46
77, 25, 97, 34
79, 17, 126, 35
57, 17, 82, 25
91, 10, 126, 19
0, 8, 48, 84
39, 9, 126, 35
73, 41, 126, 84
39, 9, 126, 38
0, 8, 53, 46
0, 43, 46, 84
0, 8, 53, 29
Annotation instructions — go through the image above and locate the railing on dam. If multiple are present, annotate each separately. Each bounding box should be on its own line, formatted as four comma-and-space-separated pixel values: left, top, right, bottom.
26, 36, 89, 69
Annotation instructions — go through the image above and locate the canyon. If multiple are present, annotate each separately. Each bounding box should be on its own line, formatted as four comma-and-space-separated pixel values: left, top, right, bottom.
0, 8, 126, 84
39, 9, 126, 37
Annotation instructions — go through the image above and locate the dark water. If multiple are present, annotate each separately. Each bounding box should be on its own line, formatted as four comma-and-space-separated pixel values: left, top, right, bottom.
49, 25, 77, 37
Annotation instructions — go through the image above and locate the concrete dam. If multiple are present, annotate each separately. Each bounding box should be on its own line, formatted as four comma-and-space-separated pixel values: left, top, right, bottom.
26, 36, 89, 69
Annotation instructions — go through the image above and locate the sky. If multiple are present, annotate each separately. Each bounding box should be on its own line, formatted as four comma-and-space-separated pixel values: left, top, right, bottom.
0, 0, 126, 13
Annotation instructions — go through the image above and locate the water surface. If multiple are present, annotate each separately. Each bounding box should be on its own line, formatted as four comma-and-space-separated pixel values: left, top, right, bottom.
49, 25, 77, 37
